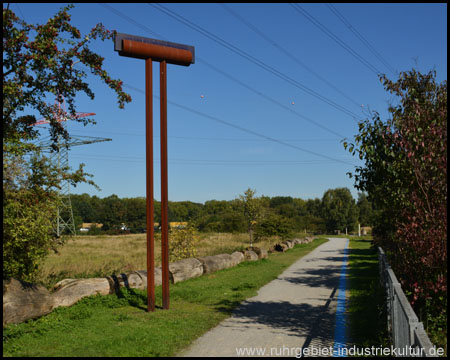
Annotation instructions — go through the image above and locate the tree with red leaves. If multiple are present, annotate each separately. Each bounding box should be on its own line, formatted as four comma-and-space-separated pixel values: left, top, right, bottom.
344, 69, 447, 344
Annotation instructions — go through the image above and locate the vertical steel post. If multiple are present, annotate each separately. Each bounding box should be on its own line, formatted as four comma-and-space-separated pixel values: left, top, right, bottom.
160, 60, 170, 310
114, 33, 194, 312
145, 58, 155, 312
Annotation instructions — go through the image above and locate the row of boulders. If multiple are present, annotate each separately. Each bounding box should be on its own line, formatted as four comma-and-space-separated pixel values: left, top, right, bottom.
3, 238, 312, 327
269, 237, 315, 253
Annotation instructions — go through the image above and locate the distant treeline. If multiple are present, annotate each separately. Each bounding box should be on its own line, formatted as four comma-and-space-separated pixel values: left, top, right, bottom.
70, 188, 375, 236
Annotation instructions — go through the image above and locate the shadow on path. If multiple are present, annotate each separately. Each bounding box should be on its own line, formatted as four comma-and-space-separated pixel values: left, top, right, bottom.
282, 264, 341, 289
213, 287, 338, 349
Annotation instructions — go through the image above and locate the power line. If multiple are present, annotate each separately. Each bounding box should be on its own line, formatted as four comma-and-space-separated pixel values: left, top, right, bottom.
59, 68, 354, 166
325, 3, 398, 76
100, 3, 348, 139
290, 3, 382, 76
101, 3, 164, 38
70, 130, 338, 142
220, 3, 362, 109
70, 154, 357, 166
121, 83, 356, 166
197, 57, 346, 138
148, 3, 363, 122
172, 136, 338, 142
98, 4, 359, 166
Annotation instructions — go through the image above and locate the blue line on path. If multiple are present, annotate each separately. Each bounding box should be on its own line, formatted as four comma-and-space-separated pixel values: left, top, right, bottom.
333, 238, 349, 357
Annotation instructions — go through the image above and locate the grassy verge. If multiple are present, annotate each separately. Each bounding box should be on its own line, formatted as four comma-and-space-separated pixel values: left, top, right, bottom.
3, 238, 328, 357
36, 232, 302, 289
347, 236, 389, 351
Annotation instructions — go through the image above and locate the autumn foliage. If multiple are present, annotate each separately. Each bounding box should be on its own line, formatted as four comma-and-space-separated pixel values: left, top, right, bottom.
345, 69, 447, 337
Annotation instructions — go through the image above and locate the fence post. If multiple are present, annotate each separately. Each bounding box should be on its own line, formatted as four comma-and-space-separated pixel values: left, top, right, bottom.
377, 246, 437, 357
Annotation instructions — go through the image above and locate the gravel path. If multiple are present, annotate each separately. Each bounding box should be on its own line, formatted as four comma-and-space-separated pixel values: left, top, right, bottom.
178, 237, 349, 357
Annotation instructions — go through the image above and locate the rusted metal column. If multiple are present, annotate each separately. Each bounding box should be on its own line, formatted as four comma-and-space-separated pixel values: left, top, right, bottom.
114, 33, 194, 312
160, 60, 170, 310
145, 58, 155, 312
122, 39, 193, 66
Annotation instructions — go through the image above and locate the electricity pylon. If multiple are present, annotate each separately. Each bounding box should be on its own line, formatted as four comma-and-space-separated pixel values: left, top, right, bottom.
33, 97, 111, 237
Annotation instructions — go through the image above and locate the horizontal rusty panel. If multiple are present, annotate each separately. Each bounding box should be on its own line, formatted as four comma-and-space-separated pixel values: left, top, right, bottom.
114, 32, 194, 66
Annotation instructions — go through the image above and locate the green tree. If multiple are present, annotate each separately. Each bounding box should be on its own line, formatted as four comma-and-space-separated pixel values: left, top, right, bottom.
356, 192, 375, 227
168, 201, 203, 222
3, 152, 60, 281
221, 212, 247, 233
254, 213, 293, 241
292, 198, 307, 217
3, 5, 131, 281
196, 200, 232, 232
299, 214, 326, 234
269, 196, 293, 209
101, 194, 126, 230
71, 193, 96, 223
124, 197, 146, 232
238, 188, 264, 247
320, 188, 358, 233
305, 198, 322, 217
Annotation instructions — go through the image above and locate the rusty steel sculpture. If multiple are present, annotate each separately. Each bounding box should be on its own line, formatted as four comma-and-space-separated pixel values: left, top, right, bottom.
114, 33, 195, 311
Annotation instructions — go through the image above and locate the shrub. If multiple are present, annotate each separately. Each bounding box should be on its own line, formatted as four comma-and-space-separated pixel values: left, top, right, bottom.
169, 224, 199, 262
345, 69, 447, 342
3, 188, 59, 282
254, 213, 293, 241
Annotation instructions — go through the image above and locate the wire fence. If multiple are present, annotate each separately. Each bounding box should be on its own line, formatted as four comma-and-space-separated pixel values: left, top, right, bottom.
378, 247, 437, 357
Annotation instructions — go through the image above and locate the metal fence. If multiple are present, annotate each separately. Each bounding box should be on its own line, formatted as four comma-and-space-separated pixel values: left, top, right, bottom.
378, 247, 437, 357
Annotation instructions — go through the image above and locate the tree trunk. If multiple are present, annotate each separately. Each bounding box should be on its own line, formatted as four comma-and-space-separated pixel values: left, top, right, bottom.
169, 258, 203, 284
3, 278, 55, 327
230, 251, 245, 266
3, 243, 274, 326
51, 278, 112, 308
197, 254, 236, 274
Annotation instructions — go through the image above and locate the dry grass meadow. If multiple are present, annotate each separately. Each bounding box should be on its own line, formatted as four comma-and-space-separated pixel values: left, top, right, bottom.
36, 232, 291, 288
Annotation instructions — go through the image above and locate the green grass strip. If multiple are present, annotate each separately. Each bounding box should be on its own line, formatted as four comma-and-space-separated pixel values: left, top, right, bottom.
3, 238, 328, 357
347, 236, 388, 352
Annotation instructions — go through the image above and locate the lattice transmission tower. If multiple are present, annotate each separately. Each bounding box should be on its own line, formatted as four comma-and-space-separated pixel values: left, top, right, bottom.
33, 97, 111, 237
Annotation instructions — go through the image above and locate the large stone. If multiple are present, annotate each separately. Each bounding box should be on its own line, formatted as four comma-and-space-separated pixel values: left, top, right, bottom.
197, 254, 236, 274
51, 278, 112, 308
274, 243, 289, 252
246, 247, 268, 259
256, 248, 268, 259
169, 258, 203, 284
230, 251, 245, 266
283, 240, 294, 249
242, 250, 259, 261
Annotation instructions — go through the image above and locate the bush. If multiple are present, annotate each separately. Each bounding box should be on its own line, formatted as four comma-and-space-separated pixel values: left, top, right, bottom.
346, 69, 447, 345
254, 213, 293, 241
169, 225, 199, 262
3, 189, 60, 282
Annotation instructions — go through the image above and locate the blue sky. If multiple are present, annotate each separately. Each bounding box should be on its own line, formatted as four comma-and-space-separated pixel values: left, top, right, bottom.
14, 3, 447, 203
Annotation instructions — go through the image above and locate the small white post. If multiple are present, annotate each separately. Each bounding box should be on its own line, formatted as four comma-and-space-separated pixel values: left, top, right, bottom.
358, 223, 361, 237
